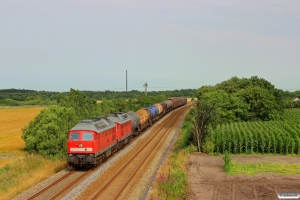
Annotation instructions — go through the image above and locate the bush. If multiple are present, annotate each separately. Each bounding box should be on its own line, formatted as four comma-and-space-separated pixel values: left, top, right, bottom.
223, 151, 232, 173
202, 141, 215, 154
22, 106, 79, 158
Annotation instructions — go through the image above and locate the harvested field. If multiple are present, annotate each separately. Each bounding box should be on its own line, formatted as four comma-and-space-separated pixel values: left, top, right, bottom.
187, 153, 300, 200
0, 107, 45, 152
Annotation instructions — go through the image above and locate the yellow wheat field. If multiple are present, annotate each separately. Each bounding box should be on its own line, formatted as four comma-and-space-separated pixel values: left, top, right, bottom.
0, 107, 68, 200
0, 107, 45, 152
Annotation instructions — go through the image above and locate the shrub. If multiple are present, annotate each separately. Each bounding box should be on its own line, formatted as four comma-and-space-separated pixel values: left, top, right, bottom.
223, 151, 232, 173
202, 141, 215, 154
22, 106, 79, 158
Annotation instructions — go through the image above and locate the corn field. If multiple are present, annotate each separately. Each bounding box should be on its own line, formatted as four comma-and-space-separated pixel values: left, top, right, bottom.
205, 109, 300, 154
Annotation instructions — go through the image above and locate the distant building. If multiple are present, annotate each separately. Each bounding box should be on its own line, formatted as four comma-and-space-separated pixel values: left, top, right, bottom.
293, 98, 299, 102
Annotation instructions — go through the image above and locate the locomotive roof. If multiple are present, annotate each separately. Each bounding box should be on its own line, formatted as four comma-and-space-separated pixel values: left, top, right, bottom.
70, 117, 115, 132
106, 112, 131, 123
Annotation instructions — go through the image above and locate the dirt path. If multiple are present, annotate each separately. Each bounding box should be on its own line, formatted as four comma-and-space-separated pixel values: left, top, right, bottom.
187, 153, 300, 200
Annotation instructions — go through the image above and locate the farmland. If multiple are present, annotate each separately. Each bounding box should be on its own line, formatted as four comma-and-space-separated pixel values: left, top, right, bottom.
0, 107, 45, 153
0, 107, 67, 200
204, 109, 300, 155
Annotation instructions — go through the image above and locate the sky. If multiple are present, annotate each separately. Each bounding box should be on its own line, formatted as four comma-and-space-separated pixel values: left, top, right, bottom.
0, 0, 299, 92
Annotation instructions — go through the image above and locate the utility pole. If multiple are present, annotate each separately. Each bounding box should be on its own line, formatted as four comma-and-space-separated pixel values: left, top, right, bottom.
143, 82, 148, 96
126, 70, 128, 92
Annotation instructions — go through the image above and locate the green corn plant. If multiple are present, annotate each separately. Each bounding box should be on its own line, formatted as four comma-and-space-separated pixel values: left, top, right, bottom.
265, 132, 271, 154
259, 132, 266, 154
238, 130, 243, 154
232, 132, 238, 154
297, 138, 300, 155
284, 133, 291, 154
278, 132, 284, 154
243, 130, 249, 154
271, 132, 277, 154
290, 138, 295, 154
253, 131, 259, 153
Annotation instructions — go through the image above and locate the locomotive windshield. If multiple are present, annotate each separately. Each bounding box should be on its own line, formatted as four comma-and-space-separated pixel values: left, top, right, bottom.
83, 132, 93, 141
70, 133, 80, 141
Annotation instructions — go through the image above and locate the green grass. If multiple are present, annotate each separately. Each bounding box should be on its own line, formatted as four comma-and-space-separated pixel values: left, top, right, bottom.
150, 109, 195, 200
227, 161, 300, 176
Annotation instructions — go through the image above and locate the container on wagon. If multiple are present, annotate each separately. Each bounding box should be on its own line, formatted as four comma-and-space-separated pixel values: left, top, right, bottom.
153, 103, 163, 115
148, 105, 158, 118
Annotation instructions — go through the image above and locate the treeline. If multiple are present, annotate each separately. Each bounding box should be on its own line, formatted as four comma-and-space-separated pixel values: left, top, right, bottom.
0, 88, 196, 106
22, 89, 171, 158
197, 76, 284, 123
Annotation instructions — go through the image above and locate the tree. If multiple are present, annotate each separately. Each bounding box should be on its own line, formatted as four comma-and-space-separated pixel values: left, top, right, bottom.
193, 100, 218, 152
196, 76, 284, 123
22, 106, 79, 158
57, 88, 100, 119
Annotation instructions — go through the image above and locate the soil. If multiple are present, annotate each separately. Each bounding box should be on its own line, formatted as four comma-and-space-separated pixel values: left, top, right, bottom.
186, 153, 300, 200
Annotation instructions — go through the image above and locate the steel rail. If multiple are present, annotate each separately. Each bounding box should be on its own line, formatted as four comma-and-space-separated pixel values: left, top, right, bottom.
49, 168, 94, 200
27, 169, 75, 200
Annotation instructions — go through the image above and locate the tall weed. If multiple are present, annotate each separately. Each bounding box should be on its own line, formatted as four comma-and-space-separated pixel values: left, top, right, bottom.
223, 151, 232, 173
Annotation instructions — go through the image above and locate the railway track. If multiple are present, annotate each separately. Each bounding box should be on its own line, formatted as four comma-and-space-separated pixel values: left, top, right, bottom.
78, 104, 191, 200
27, 168, 93, 200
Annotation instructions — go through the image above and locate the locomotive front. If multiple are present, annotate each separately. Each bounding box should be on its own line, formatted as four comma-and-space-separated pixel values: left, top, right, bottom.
67, 118, 116, 168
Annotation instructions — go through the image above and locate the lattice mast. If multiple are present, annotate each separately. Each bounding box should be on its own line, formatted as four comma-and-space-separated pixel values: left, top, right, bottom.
143, 82, 148, 96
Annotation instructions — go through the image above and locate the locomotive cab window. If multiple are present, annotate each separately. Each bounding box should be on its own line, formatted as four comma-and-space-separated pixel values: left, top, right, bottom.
83, 132, 93, 141
70, 133, 80, 141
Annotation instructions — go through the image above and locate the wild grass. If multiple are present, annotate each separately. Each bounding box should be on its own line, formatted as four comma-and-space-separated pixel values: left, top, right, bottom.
149, 109, 196, 199
0, 153, 67, 200
150, 151, 189, 200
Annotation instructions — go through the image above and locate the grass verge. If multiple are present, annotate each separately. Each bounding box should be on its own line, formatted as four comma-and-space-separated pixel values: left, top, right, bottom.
149, 108, 196, 199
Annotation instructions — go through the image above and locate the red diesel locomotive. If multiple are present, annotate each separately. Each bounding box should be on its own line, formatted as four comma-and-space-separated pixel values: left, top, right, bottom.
67, 112, 132, 167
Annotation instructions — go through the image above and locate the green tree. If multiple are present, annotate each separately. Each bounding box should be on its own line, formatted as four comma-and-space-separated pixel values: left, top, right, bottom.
193, 99, 218, 152
22, 106, 79, 158
57, 88, 100, 119
196, 76, 284, 123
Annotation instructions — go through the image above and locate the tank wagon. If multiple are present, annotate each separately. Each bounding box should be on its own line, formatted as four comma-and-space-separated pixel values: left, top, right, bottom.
67, 97, 187, 168
136, 108, 151, 130
126, 111, 140, 136
153, 103, 163, 117
148, 105, 159, 122
161, 100, 173, 112
158, 102, 167, 115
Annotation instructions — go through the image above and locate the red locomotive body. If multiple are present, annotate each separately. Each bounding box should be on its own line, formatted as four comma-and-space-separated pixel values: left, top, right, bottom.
67, 117, 117, 167
106, 112, 133, 148
67, 112, 133, 168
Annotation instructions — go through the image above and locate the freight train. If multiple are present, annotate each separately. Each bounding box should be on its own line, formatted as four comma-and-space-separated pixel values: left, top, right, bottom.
67, 97, 187, 168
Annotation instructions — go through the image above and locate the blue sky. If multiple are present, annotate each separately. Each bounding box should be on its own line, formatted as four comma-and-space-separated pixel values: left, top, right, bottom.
1, 0, 299, 92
